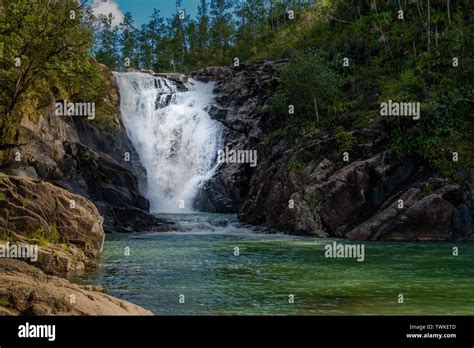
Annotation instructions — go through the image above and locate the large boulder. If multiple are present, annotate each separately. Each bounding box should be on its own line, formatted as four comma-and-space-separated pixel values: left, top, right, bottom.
281, 192, 327, 237
0, 174, 155, 316
0, 173, 104, 274
347, 182, 472, 241
346, 190, 454, 241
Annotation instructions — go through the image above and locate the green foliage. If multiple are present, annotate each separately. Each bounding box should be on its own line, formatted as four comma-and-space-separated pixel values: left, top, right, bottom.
27, 225, 61, 246
335, 126, 356, 154
0, 231, 9, 242
271, 50, 343, 129
422, 185, 433, 196
385, 54, 473, 175
306, 192, 318, 213
21, 198, 30, 208
290, 159, 306, 171
0, 295, 13, 308
94, 13, 120, 70
92, 0, 323, 72
28, 227, 49, 247
49, 225, 61, 244
0, 0, 115, 142
261, 0, 473, 178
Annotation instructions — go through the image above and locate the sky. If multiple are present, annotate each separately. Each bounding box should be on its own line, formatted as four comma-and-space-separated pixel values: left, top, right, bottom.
91, 0, 201, 27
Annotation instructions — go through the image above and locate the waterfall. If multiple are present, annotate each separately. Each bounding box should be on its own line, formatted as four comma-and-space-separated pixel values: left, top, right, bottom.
115, 72, 222, 213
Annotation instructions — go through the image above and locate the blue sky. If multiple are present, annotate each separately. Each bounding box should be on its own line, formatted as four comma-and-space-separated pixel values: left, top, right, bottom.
94, 0, 201, 26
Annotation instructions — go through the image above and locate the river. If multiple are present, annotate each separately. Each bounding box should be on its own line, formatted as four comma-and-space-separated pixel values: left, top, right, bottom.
76, 212, 474, 315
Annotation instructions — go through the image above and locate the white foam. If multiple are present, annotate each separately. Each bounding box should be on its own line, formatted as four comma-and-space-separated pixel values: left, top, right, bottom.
115, 72, 222, 213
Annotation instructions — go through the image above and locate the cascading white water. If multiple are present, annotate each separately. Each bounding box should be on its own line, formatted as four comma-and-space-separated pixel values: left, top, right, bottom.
115, 72, 222, 213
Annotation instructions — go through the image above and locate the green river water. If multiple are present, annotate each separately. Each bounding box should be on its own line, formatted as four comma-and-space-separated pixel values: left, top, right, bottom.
76, 213, 474, 315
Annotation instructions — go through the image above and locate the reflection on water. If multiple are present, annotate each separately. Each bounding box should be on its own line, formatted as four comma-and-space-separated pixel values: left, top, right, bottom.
75, 213, 474, 315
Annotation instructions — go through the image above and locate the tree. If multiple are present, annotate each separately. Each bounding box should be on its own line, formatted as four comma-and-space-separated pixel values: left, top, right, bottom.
147, 9, 166, 69
137, 23, 153, 69
119, 12, 138, 70
197, 0, 209, 51
186, 19, 199, 53
209, 0, 235, 53
235, 0, 267, 56
158, 0, 189, 70
0, 0, 96, 141
271, 50, 343, 128
94, 13, 120, 70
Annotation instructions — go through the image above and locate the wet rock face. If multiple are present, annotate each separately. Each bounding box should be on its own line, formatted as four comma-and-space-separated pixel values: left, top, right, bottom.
56, 141, 170, 232
346, 190, 455, 241
193, 60, 287, 213
240, 140, 472, 241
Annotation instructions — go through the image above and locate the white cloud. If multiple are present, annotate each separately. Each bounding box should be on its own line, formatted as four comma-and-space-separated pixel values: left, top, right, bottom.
91, 0, 124, 27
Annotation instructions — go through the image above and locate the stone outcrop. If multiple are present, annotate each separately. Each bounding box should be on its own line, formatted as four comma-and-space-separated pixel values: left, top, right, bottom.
0, 259, 152, 315
191, 66, 233, 82
0, 173, 104, 274
347, 183, 471, 241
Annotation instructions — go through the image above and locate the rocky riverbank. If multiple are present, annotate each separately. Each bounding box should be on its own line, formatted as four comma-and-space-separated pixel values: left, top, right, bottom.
193, 61, 473, 241
0, 173, 152, 315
